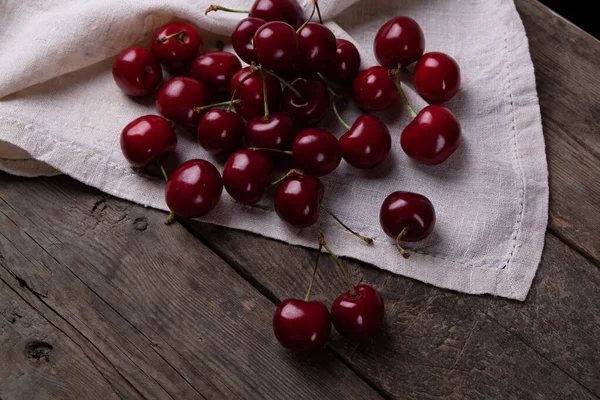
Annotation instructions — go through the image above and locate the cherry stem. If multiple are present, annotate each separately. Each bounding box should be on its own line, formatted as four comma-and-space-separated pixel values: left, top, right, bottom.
319, 203, 372, 244
264, 69, 302, 98
258, 66, 270, 120
158, 163, 169, 182
269, 169, 302, 186
304, 243, 322, 301
314, 0, 323, 24
390, 69, 417, 118
156, 31, 186, 44
228, 68, 257, 112
395, 226, 411, 259
297, 2, 317, 33
193, 99, 240, 114
332, 99, 351, 130
248, 147, 292, 156
318, 232, 356, 296
165, 211, 175, 225
205, 4, 249, 15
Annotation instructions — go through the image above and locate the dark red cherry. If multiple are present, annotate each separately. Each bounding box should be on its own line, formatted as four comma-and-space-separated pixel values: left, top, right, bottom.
230, 67, 281, 120
156, 76, 209, 131
296, 23, 337, 73
190, 51, 242, 94
120, 115, 177, 168
274, 174, 324, 227
223, 149, 273, 205
231, 17, 265, 64
339, 115, 391, 169
273, 298, 331, 352
292, 128, 341, 176
165, 159, 223, 218
401, 105, 461, 165
374, 16, 425, 68
413, 52, 461, 103
249, 0, 304, 28
331, 284, 384, 341
352, 66, 398, 111
245, 112, 296, 150
254, 21, 299, 72
112, 47, 162, 96
197, 109, 245, 154
151, 22, 202, 70
380, 191, 436, 243
321, 39, 361, 84
282, 76, 330, 126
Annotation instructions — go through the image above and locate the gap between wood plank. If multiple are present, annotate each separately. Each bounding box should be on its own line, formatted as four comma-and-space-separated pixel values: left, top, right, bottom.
549, 226, 600, 270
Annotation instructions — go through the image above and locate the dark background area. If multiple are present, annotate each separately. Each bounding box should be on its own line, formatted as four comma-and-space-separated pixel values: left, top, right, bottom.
538, 0, 598, 38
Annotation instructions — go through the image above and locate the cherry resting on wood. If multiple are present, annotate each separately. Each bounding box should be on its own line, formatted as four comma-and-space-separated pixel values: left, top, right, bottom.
231, 17, 266, 64
413, 52, 461, 103
374, 16, 425, 68
151, 22, 203, 70
223, 149, 273, 205
331, 284, 384, 341
112, 47, 162, 97
190, 51, 242, 93
197, 109, 245, 154
321, 39, 361, 84
156, 76, 209, 131
230, 67, 281, 121
273, 298, 331, 352
352, 66, 398, 111
120, 115, 177, 168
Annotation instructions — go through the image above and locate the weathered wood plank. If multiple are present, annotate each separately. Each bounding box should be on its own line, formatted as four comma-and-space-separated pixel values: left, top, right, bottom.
0, 173, 384, 400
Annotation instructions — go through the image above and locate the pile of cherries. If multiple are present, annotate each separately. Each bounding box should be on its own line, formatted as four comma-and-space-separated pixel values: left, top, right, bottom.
113, 0, 461, 351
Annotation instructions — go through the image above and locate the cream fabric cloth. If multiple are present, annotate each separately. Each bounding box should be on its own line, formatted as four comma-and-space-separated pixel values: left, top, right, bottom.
0, 0, 548, 300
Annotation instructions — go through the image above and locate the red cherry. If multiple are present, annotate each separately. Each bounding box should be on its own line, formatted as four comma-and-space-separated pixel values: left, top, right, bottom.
282, 76, 330, 126
274, 174, 323, 227
401, 105, 461, 165
249, 0, 304, 28
254, 21, 299, 72
120, 115, 177, 168
151, 22, 202, 70
339, 115, 391, 169
112, 47, 162, 96
292, 128, 341, 176
413, 52, 461, 103
331, 284, 384, 341
352, 66, 398, 111
156, 77, 209, 131
197, 109, 245, 154
374, 16, 425, 68
223, 149, 273, 205
165, 159, 223, 218
296, 23, 337, 73
273, 299, 331, 352
231, 17, 265, 64
230, 67, 282, 121
321, 39, 361, 84
245, 112, 296, 150
190, 51, 242, 94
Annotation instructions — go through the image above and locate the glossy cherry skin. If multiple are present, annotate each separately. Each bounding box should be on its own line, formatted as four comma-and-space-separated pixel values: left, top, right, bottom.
339, 115, 392, 169
223, 149, 273, 205
413, 52, 461, 103
156, 77, 209, 131
112, 47, 162, 96
245, 112, 296, 150
249, 0, 304, 28
165, 159, 223, 218
273, 299, 331, 352
296, 23, 337, 73
292, 128, 341, 176
352, 66, 398, 111
331, 285, 384, 341
230, 67, 281, 121
120, 115, 177, 168
401, 105, 461, 165
274, 174, 324, 227
197, 110, 245, 154
379, 191, 436, 242
374, 16, 425, 68
151, 22, 202, 70
190, 52, 242, 94
231, 17, 265, 64
321, 39, 361, 84
254, 21, 299, 72
282, 77, 330, 126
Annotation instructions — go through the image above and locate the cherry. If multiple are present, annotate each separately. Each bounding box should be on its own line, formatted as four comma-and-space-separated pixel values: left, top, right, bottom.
120, 115, 177, 168
156, 76, 209, 131
254, 21, 299, 72
273, 299, 331, 352
151, 22, 202, 70
296, 23, 337, 73
339, 115, 391, 169
249, 0, 304, 28
112, 47, 162, 96
331, 284, 384, 341
274, 173, 323, 227
282, 76, 330, 126
321, 39, 361, 84
292, 128, 341, 176
352, 66, 398, 111
379, 191, 436, 258
231, 17, 265, 64
165, 159, 223, 219
374, 16, 425, 68
413, 52, 461, 103
230, 67, 281, 121
245, 112, 296, 150
197, 109, 245, 153
223, 149, 273, 205
401, 105, 461, 165
190, 51, 242, 94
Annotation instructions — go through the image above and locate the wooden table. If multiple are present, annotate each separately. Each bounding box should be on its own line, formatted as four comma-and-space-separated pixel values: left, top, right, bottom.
1, 1, 599, 398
